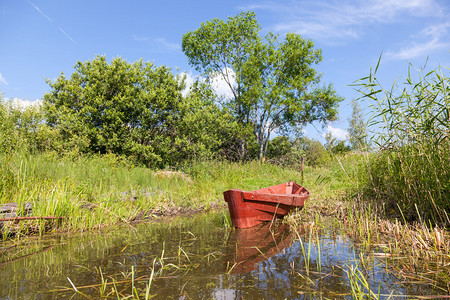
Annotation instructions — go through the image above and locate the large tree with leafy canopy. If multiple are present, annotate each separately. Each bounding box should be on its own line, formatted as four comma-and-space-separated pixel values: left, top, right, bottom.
182, 11, 343, 159
43, 56, 236, 166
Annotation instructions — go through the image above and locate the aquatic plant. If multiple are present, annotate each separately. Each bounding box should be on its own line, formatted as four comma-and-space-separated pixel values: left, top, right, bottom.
354, 58, 449, 225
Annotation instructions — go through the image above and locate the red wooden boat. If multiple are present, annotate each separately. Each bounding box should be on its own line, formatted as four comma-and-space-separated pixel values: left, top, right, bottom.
223, 181, 309, 229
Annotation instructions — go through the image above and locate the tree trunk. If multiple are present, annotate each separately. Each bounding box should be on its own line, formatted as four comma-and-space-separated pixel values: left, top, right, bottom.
239, 138, 246, 161
258, 138, 264, 159
262, 131, 271, 159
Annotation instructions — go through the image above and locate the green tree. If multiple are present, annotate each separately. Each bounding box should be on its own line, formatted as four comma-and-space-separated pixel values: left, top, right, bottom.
324, 131, 336, 152
182, 11, 343, 159
295, 137, 330, 167
44, 56, 235, 167
44, 56, 183, 165
348, 100, 370, 150
0, 96, 49, 153
331, 140, 351, 154
266, 136, 292, 159
324, 131, 351, 155
163, 80, 241, 163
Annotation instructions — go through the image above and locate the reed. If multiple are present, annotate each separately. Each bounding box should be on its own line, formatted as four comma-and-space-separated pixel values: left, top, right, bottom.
354, 60, 449, 226
338, 202, 450, 290
286, 149, 449, 292
345, 261, 386, 300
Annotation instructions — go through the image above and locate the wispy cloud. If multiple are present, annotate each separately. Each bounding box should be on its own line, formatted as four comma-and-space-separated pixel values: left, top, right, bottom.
27, 0, 52, 22
27, 0, 76, 44
386, 23, 450, 60
155, 38, 181, 52
137, 35, 181, 52
240, 0, 444, 42
58, 26, 77, 44
132, 34, 149, 42
0, 73, 7, 85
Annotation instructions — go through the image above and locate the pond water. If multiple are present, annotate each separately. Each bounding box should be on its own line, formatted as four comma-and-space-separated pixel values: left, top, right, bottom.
0, 211, 446, 299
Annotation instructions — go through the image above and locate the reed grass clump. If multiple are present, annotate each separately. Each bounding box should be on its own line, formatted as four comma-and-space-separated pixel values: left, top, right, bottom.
354, 59, 449, 226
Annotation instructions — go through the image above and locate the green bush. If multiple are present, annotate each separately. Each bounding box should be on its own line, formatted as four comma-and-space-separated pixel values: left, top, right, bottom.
0, 97, 56, 153
43, 56, 241, 167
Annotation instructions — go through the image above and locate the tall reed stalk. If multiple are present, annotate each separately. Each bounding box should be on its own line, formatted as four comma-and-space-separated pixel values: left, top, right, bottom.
354, 58, 449, 225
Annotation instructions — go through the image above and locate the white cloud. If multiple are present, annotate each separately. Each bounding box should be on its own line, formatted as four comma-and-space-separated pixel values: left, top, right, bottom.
323, 124, 348, 140
0, 73, 7, 85
180, 68, 236, 99
7, 97, 42, 109
386, 23, 450, 60
241, 0, 444, 42
210, 68, 236, 99
155, 38, 180, 52
179, 72, 197, 97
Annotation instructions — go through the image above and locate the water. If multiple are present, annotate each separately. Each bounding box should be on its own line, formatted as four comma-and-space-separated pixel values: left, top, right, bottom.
0, 211, 446, 299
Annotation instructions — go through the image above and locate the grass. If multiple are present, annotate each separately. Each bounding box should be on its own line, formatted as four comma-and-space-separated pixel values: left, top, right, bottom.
1, 151, 327, 239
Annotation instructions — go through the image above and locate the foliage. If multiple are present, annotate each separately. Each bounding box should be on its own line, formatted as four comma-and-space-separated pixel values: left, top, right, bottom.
331, 140, 351, 155
324, 132, 351, 155
181, 80, 250, 162
266, 136, 330, 168
297, 137, 331, 167
182, 11, 343, 159
354, 59, 449, 225
348, 100, 370, 150
43, 56, 236, 167
0, 97, 54, 153
265, 135, 303, 168
266, 136, 292, 158
44, 56, 182, 166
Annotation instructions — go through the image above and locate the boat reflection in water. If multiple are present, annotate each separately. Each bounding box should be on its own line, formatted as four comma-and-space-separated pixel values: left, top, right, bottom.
226, 221, 301, 274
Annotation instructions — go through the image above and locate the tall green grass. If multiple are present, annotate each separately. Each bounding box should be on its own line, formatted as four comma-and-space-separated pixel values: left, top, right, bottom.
0, 152, 299, 237
354, 59, 449, 225
1, 148, 359, 239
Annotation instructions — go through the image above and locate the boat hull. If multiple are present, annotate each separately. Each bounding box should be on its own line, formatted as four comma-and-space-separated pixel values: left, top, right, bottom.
223, 181, 309, 229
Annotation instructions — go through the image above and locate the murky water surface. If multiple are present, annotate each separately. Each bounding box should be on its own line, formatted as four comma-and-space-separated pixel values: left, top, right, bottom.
0, 211, 447, 299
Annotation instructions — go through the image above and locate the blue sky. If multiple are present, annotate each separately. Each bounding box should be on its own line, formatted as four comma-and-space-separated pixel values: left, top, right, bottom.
1, 0, 449, 143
